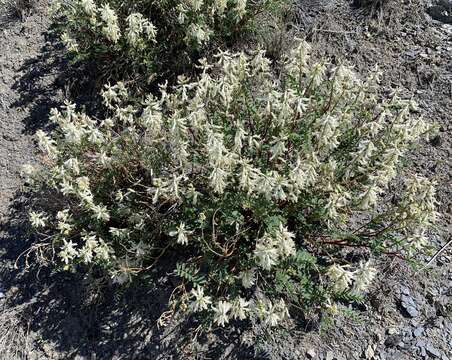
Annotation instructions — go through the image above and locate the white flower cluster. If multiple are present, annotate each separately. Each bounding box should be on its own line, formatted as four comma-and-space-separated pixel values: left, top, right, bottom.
100, 4, 121, 43
326, 261, 377, 294
126, 12, 157, 47
28, 41, 436, 327
254, 224, 296, 270
190, 286, 289, 327
58, 0, 255, 56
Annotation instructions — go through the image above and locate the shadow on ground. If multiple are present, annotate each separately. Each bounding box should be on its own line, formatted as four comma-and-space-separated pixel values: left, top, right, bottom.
0, 193, 260, 359
10, 26, 99, 134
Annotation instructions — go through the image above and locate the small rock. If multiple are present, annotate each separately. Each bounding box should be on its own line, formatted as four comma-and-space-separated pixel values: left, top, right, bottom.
400, 286, 410, 295
441, 355, 449, 360
385, 335, 402, 348
415, 340, 426, 348
425, 344, 441, 358
387, 328, 397, 335
400, 294, 419, 318
307, 349, 316, 359
0, 292, 4, 299
413, 327, 424, 337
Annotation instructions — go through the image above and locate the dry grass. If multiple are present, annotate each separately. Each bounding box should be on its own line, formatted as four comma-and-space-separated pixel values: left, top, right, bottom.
0, 304, 32, 360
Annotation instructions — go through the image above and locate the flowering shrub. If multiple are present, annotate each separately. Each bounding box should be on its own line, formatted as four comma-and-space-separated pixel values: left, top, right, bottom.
54, 0, 286, 83
25, 41, 437, 327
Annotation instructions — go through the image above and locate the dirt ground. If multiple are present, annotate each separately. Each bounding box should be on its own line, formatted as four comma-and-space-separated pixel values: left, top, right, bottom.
0, 0, 450, 359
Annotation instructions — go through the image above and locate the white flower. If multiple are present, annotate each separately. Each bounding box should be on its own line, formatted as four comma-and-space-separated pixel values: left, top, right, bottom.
359, 184, 381, 210
76, 176, 90, 191
61, 32, 79, 52
264, 302, 281, 327
143, 21, 157, 41
235, 0, 247, 19
209, 166, 228, 194
61, 122, 85, 144
60, 179, 74, 195
56, 209, 70, 222
212, 300, 232, 326
169, 223, 191, 245
57, 221, 72, 235
109, 227, 129, 238
353, 261, 377, 293
79, 233, 98, 263
187, 24, 211, 45
188, 0, 203, 11
239, 269, 256, 289
59, 239, 78, 265
275, 224, 296, 258
35, 130, 57, 156
126, 13, 156, 46
126, 13, 144, 46
254, 235, 279, 270
80, 0, 97, 16
327, 264, 354, 292
407, 230, 428, 251
21, 164, 37, 180
91, 204, 110, 222
190, 286, 212, 312
100, 4, 120, 42
29, 211, 47, 228
94, 239, 113, 261
231, 297, 249, 320
214, 0, 227, 15
64, 158, 80, 175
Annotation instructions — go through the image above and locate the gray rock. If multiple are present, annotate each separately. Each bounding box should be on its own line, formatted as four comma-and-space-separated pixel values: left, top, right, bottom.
415, 340, 426, 348
307, 349, 316, 359
413, 327, 424, 337
400, 294, 419, 318
400, 286, 410, 295
385, 335, 402, 348
425, 344, 441, 358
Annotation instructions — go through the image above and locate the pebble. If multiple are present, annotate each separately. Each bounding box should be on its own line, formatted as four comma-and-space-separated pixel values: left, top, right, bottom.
400, 293, 419, 318
415, 339, 426, 348
307, 349, 316, 359
425, 344, 441, 358
387, 328, 397, 335
413, 327, 424, 337
384, 335, 402, 348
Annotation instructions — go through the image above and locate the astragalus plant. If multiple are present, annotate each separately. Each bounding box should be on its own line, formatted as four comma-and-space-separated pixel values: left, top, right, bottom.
25, 41, 437, 328
54, 0, 286, 83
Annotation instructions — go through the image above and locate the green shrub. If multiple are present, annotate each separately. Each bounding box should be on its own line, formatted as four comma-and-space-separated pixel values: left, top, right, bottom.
54, 0, 287, 85
25, 41, 437, 327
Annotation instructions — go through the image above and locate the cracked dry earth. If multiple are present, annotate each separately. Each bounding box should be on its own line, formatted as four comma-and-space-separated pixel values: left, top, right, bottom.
0, 0, 451, 359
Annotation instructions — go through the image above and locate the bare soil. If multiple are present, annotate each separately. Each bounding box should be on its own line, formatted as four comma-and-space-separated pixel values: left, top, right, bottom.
0, 0, 450, 359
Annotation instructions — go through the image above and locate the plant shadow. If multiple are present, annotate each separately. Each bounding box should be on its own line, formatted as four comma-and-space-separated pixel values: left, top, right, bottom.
1, 192, 263, 359
10, 25, 100, 135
